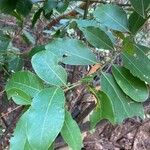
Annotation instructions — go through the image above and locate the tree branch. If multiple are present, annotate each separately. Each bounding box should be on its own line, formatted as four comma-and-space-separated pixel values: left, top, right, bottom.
45, 0, 131, 29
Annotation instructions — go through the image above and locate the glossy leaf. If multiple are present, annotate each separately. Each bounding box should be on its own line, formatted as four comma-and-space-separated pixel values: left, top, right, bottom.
101, 73, 144, 123
122, 43, 150, 84
94, 4, 129, 32
31, 50, 67, 86
112, 65, 148, 102
129, 11, 147, 34
81, 27, 114, 50
45, 38, 97, 65
61, 111, 82, 150
6, 71, 44, 105
10, 112, 28, 150
27, 87, 65, 150
129, 0, 150, 18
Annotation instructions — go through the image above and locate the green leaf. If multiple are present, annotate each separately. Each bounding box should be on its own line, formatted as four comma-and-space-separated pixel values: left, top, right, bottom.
45, 38, 97, 65
31, 50, 67, 86
76, 19, 99, 28
8, 56, 23, 72
101, 73, 144, 123
112, 65, 148, 102
27, 87, 65, 150
81, 26, 114, 50
28, 45, 45, 58
56, 1, 69, 13
137, 44, 150, 59
129, 0, 150, 18
7, 88, 31, 105
10, 112, 28, 150
32, 8, 43, 27
48, 143, 54, 150
61, 110, 82, 150
43, 9, 53, 20
43, 0, 57, 14
24, 140, 33, 150
6, 71, 44, 105
16, 0, 33, 16
90, 89, 115, 128
11, 10, 23, 23
76, 20, 116, 44
0, 32, 10, 53
22, 30, 36, 45
122, 43, 150, 84
129, 11, 147, 34
94, 4, 129, 32
0, 0, 17, 14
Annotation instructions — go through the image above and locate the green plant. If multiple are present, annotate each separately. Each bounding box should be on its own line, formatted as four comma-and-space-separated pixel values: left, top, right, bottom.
0, 0, 150, 149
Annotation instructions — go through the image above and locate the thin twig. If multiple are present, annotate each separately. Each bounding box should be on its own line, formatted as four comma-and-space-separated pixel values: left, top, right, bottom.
0, 106, 22, 119
83, 0, 90, 19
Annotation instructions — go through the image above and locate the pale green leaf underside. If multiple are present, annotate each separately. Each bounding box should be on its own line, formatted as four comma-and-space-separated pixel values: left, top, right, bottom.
112, 65, 148, 102
94, 4, 129, 32
45, 38, 97, 65
122, 44, 150, 84
101, 73, 144, 123
61, 111, 82, 150
32, 50, 67, 86
10, 112, 29, 150
27, 87, 65, 150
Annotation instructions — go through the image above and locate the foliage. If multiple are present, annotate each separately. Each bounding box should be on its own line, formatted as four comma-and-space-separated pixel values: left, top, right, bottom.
0, 0, 150, 149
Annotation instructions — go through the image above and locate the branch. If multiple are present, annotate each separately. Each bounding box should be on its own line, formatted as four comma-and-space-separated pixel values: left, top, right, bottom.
45, 0, 131, 29
83, 0, 91, 19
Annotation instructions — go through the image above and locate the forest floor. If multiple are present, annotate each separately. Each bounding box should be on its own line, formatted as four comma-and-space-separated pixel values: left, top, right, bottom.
0, 10, 150, 150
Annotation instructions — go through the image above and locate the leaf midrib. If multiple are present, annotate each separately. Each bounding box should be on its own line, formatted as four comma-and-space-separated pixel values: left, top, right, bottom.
84, 28, 113, 50
102, 73, 129, 116
122, 53, 149, 81
64, 120, 78, 150
43, 57, 67, 86
104, 12, 128, 32
39, 88, 58, 147
113, 66, 140, 94
12, 81, 40, 93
